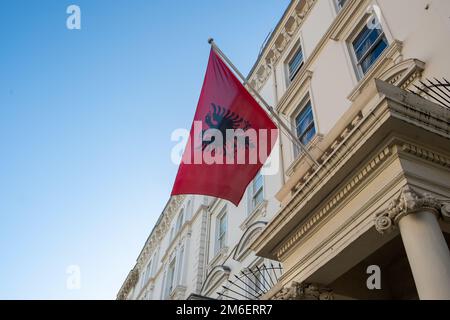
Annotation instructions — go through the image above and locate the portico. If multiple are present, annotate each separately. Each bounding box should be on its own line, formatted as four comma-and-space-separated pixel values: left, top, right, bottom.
375, 187, 450, 299
252, 80, 450, 300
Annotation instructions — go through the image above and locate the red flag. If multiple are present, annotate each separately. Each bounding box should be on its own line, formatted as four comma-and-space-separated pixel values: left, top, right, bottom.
171, 49, 278, 206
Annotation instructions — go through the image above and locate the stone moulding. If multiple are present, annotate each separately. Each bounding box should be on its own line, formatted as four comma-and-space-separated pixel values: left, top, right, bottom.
401, 143, 450, 169
248, 0, 318, 92
234, 221, 268, 262
117, 267, 139, 300
375, 185, 450, 234
282, 142, 450, 258
136, 195, 185, 270
277, 146, 392, 260
200, 265, 231, 297
117, 195, 186, 300
271, 281, 334, 300
252, 80, 450, 260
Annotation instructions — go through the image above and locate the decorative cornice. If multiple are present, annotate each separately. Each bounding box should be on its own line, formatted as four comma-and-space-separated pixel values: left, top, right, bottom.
170, 285, 187, 300
117, 196, 187, 299
271, 281, 334, 300
254, 80, 450, 260
276, 141, 450, 260
136, 195, 185, 270
277, 146, 392, 259
117, 267, 139, 300
248, 0, 317, 91
375, 186, 450, 234
401, 143, 450, 169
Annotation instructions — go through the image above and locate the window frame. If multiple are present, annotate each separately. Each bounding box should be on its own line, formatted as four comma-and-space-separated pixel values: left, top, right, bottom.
175, 209, 184, 234
215, 208, 228, 255
144, 259, 152, 284
165, 257, 176, 297
292, 97, 316, 157
248, 171, 264, 214
285, 40, 305, 84
348, 14, 389, 79
176, 245, 185, 286
169, 226, 174, 242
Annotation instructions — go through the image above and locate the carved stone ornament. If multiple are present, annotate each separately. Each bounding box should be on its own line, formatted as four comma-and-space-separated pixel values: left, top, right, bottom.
442, 203, 450, 223
117, 267, 139, 300
375, 186, 449, 234
249, 0, 317, 91
137, 195, 185, 270
272, 282, 334, 300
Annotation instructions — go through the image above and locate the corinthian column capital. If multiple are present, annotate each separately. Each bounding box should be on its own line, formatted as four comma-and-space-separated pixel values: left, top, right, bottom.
375, 186, 443, 234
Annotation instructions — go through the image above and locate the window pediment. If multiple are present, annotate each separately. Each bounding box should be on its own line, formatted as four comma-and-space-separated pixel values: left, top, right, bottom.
200, 265, 231, 297
233, 221, 267, 262
378, 58, 425, 90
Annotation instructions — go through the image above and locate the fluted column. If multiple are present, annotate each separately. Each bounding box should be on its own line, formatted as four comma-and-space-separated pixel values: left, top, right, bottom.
375, 186, 450, 300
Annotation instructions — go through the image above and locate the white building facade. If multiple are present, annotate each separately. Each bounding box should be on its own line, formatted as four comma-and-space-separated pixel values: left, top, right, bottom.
118, 0, 450, 300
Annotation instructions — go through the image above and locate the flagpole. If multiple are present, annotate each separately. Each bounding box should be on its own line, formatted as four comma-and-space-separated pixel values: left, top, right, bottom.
208, 38, 320, 168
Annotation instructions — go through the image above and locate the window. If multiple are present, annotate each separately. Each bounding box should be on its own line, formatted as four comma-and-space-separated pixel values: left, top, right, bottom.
169, 226, 174, 242
249, 172, 264, 213
215, 209, 227, 254
186, 200, 192, 219
335, 0, 347, 10
165, 258, 176, 297
294, 100, 316, 147
247, 266, 265, 298
288, 45, 304, 81
176, 245, 185, 286
175, 209, 184, 233
144, 259, 152, 283
152, 249, 159, 276
351, 19, 388, 76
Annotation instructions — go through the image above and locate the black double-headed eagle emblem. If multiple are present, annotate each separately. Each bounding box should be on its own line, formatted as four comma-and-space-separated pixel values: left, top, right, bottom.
201, 103, 253, 155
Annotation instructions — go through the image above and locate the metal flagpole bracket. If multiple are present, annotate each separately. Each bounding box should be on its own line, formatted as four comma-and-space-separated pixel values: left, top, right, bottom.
207, 38, 320, 168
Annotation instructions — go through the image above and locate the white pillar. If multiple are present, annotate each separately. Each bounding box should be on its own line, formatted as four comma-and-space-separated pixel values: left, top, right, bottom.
398, 210, 450, 299
375, 186, 450, 300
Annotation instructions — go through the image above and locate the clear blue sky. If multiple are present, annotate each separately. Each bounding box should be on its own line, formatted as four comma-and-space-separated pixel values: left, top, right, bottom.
0, 0, 290, 299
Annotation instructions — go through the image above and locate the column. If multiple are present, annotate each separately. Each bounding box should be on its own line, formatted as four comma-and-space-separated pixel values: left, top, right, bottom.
375, 186, 450, 300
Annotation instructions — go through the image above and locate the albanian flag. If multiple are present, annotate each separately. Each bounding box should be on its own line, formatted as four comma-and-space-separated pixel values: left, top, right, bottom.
171, 48, 278, 206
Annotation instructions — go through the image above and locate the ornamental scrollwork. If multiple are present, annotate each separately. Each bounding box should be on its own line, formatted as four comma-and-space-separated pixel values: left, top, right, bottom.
272, 282, 333, 300
375, 186, 449, 234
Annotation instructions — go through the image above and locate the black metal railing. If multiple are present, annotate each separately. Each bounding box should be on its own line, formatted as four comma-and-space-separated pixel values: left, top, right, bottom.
411, 78, 450, 110
217, 263, 283, 300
